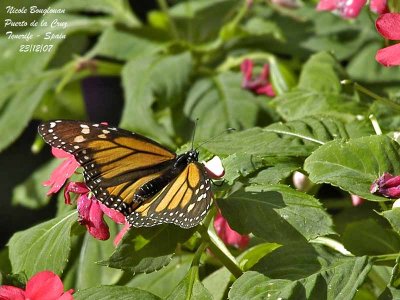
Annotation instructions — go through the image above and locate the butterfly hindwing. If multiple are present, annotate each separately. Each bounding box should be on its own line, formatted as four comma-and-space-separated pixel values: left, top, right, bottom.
129, 162, 212, 228
38, 120, 177, 214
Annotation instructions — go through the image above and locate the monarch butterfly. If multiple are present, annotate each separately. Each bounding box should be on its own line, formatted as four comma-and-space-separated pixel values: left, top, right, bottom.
38, 120, 213, 229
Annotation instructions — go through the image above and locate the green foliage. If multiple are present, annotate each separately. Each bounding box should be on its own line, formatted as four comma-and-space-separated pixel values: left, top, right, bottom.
2, 0, 400, 298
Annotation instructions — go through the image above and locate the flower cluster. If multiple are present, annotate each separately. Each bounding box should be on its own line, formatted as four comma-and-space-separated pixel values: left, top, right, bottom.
370, 173, 400, 198
375, 13, 400, 67
316, 0, 387, 19
0, 271, 73, 300
240, 59, 275, 97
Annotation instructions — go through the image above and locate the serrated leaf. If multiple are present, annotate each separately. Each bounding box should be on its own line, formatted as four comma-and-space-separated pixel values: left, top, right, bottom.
342, 219, 400, 256
185, 72, 263, 141
12, 159, 59, 208
101, 224, 194, 273
8, 211, 78, 277
251, 243, 372, 300
91, 28, 163, 61
228, 271, 295, 300
74, 286, 161, 300
202, 267, 231, 300
264, 115, 373, 145
120, 52, 192, 147
382, 208, 400, 236
54, 0, 140, 27
274, 90, 365, 121
249, 162, 301, 185
218, 185, 334, 244
304, 135, 400, 201
127, 255, 192, 297
166, 268, 213, 300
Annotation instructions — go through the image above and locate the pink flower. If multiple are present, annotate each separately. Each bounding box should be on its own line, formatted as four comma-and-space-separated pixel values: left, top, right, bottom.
203, 156, 225, 179
351, 194, 364, 206
43, 148, 80, 195
0, 270, 73, 300
64, 182, 127, 242
375, 13, 400, 67
370, 173, 400, 198
316, 0, 387, 19
240, 59, 275, 97
214, 211, 249, 249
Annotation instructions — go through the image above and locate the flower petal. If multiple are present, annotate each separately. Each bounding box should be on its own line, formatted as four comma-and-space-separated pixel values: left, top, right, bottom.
0, 286, 25, 300
240, 59, 253, 84
214, 211, 249, 249
316, 0, 336, 11
370, 0, 388, 14
43, 150, 80, 195
78, 195, 110, 240
58, 290, 74, 300
203, 156, 225, 179
376, 43, 400, 67
64, 182, 90, 204
255, 84, 275, 97
376, 13, 400, 40
113, 222, 130, 246
25, 271, 65, 300
100, 203, 126, 224
337, 0, 366, 18
351, 194, 364, 206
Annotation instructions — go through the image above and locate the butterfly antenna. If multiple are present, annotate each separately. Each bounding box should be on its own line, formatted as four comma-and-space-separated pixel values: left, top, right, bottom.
195, 128, 236, 150
191, 118, 199, 150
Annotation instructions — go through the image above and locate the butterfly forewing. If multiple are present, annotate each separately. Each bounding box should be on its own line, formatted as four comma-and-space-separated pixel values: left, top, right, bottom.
38, 120, 214, 229
129, 162, 212, 228
38, 120, 177, 214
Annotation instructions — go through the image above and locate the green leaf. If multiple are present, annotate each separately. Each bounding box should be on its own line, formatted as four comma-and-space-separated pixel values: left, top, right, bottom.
127, 255, 192, 298
249, 162, 301, 185
54, 0, 140, 27
238, 243, 281, 271
12, 159, 59, 208
169, 0, 241, 43
381, 208, 400, 235
274, 90, 365, 122
120, 52, 192, 147
264, 115, 373, 145
185, 72, 263, 141
347, 42, 400, 83
251, 243, 372, 300
202, 267, 231, 300
229, 271, 294, 300
74, 286, 161, 300
101, 224, 194, 273
91, 28, 163, 61
298, 52, 343, 93
75, 224, 123, 290
304, 135, 400, 201
166, 268, 213, 300
8, 211, 78, 277
379, 286, 400, 300
0, 74, 56, 153
218, 185, 334, 244
342, 219, 400, 256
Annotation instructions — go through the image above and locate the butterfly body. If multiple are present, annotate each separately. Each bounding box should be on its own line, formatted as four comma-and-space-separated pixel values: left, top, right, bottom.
38, 120, 212, 229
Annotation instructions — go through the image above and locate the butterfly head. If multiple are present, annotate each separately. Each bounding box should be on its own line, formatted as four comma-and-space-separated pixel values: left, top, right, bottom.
187, 149, 199, 162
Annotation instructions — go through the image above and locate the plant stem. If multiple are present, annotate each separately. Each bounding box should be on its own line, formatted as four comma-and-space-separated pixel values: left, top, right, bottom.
197, 224, 243, 279
372, 253, 399, 262
369, 114, 383, 135
342, 80, 400, 112
157, 0, 179, 39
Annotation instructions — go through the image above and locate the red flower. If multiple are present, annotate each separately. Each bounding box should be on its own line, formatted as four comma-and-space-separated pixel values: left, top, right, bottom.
214, 211, 249, 249
0, 270, 73, 300
64, 182, 126, 242
370, 173, 400, 198
316, 0, 387, 19
375, 13, 400, 67
240, 59, 275, 97
43, 148, 80, 195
